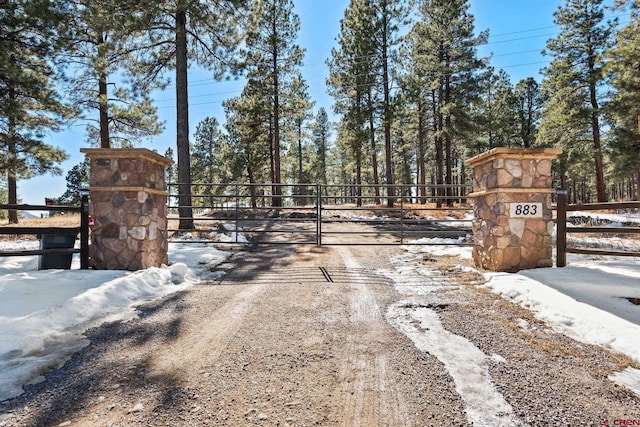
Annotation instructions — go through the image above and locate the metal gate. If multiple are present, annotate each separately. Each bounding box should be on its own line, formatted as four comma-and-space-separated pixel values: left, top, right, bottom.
167, 183, 472, 247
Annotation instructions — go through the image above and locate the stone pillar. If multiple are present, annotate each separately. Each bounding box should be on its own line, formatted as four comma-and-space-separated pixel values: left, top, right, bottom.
80, 148, 173, 270
465, 148, 561, 272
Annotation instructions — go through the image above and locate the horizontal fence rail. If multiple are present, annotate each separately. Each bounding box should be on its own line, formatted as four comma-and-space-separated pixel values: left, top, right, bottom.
317, 184, 472, 246
167, 183, 473, 246
556, 191, 640, 267
0, 196, 90, 269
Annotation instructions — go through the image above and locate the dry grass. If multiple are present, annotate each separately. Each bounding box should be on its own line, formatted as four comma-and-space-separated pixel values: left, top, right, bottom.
420, 253, 485, 285
0, 214, 81, 227
401, 202, 473, 219
0, 214, 81, 241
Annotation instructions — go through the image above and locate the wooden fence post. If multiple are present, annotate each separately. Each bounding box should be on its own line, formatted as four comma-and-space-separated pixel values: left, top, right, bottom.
80, 193, 90, 270
556, 189, 568, 267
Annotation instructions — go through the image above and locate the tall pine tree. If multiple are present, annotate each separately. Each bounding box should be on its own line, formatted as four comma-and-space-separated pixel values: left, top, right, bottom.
327, 0, 377, 204
191, 117, 232, 206
0, 0, 74, 223
540, 0, 615, 201
408, 0, 486, 206
223, 81, 273, 205
135, 0, 247, 229
241, 0, 306, 207
514, 77, 542, 148
65, 0, 163, 148
606, 1, 640, 199
328, 0, 410, 207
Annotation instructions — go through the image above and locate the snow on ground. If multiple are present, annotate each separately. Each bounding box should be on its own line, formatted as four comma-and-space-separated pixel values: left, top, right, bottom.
569, 210, 640, 225
387, 305, 522, 426
0, 233, 237, 402
2, 213, 640, 414
384, 242, 523, 426
407, 236, 640, 399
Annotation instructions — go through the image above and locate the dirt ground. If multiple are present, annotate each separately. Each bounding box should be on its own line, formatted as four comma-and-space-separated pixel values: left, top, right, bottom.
0, 243, 639, 427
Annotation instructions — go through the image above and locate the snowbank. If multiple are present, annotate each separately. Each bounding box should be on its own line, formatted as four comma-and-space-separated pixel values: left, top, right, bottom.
0, 240, 233, 401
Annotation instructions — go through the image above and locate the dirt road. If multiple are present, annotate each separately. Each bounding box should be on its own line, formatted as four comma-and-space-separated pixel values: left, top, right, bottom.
0, 244, 638, 426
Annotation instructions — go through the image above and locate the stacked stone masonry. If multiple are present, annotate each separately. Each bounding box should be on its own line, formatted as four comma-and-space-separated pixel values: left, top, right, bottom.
466, 148, 561, 272
81, 148, 173, 270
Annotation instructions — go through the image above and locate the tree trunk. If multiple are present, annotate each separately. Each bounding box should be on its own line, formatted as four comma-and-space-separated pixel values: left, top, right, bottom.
269, 114, 275, 198
432, 89, 444, 209
589, 84, 607, 202
524, 92, 534, 148
98, 73, 109, 148
297, 117, 304, 206
381, 4, 394, 208
321, 134, 327, 186
7, 86, 18, 224
367, 90, 381, 204
445, 74, 453, 208
356, 146, 362, 207
267, 112, 276, 182
175, 9, 194, 230
271, 13, 282, 208
7, 140, 18, 224
460, 161, 467, 202
98, 31, 110, 149
248, 165, 257, 208
417, 99, 426, 204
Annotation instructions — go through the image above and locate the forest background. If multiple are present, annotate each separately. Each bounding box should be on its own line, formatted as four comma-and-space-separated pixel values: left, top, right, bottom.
1, 0, 639, 226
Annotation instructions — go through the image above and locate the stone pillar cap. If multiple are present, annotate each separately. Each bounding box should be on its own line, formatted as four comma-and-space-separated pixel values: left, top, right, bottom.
80, 148, 173, 166
465, 147, 562, 168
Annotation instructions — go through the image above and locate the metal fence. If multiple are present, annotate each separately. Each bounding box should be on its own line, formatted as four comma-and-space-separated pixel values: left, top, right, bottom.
167, 183, 473, 246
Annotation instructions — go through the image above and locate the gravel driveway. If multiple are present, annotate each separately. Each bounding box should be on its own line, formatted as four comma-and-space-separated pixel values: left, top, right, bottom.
0, 244, 638, 426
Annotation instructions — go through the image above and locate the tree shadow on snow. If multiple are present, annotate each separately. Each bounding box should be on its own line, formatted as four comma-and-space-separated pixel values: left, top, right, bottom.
0, 290, 192, 426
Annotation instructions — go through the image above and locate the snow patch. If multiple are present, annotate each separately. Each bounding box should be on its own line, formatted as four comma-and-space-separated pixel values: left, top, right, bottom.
483, 271, 640, 365
387, 303, 522, 426
609, 367, 640, 398
406, 237, 473, 259
0, 241, 232, 401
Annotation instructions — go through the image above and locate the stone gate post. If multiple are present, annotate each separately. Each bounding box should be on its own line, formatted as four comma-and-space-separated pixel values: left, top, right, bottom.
465, 148, 561, 272
80, 148, 173, 270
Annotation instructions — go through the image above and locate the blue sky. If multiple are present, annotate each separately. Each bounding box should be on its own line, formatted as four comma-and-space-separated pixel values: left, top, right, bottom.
20, 0, 615, 205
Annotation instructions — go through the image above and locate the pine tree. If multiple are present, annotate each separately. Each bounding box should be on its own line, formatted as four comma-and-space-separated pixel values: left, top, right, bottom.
64, 0, 163, 148
392, 99, 416, 200
164, 147, 177, 186
59, 158, 90, 205
223, 81, 273, 206
285, 73, 314, 192
327, 0, 376, 204
191, 117, 233, 206
398, 21, 432, 203
311, 108, 332, 187
135, 0, 247, 229
606, 2, 640, 200
473, 67, 518, 150
0, 0, 74, 223
514, 77, 542, 148
328, 0, 410, 207
241, 0, 305, 207
540, 0, 615, 202
374, 0, 411, 207
408, 0, 486, 206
